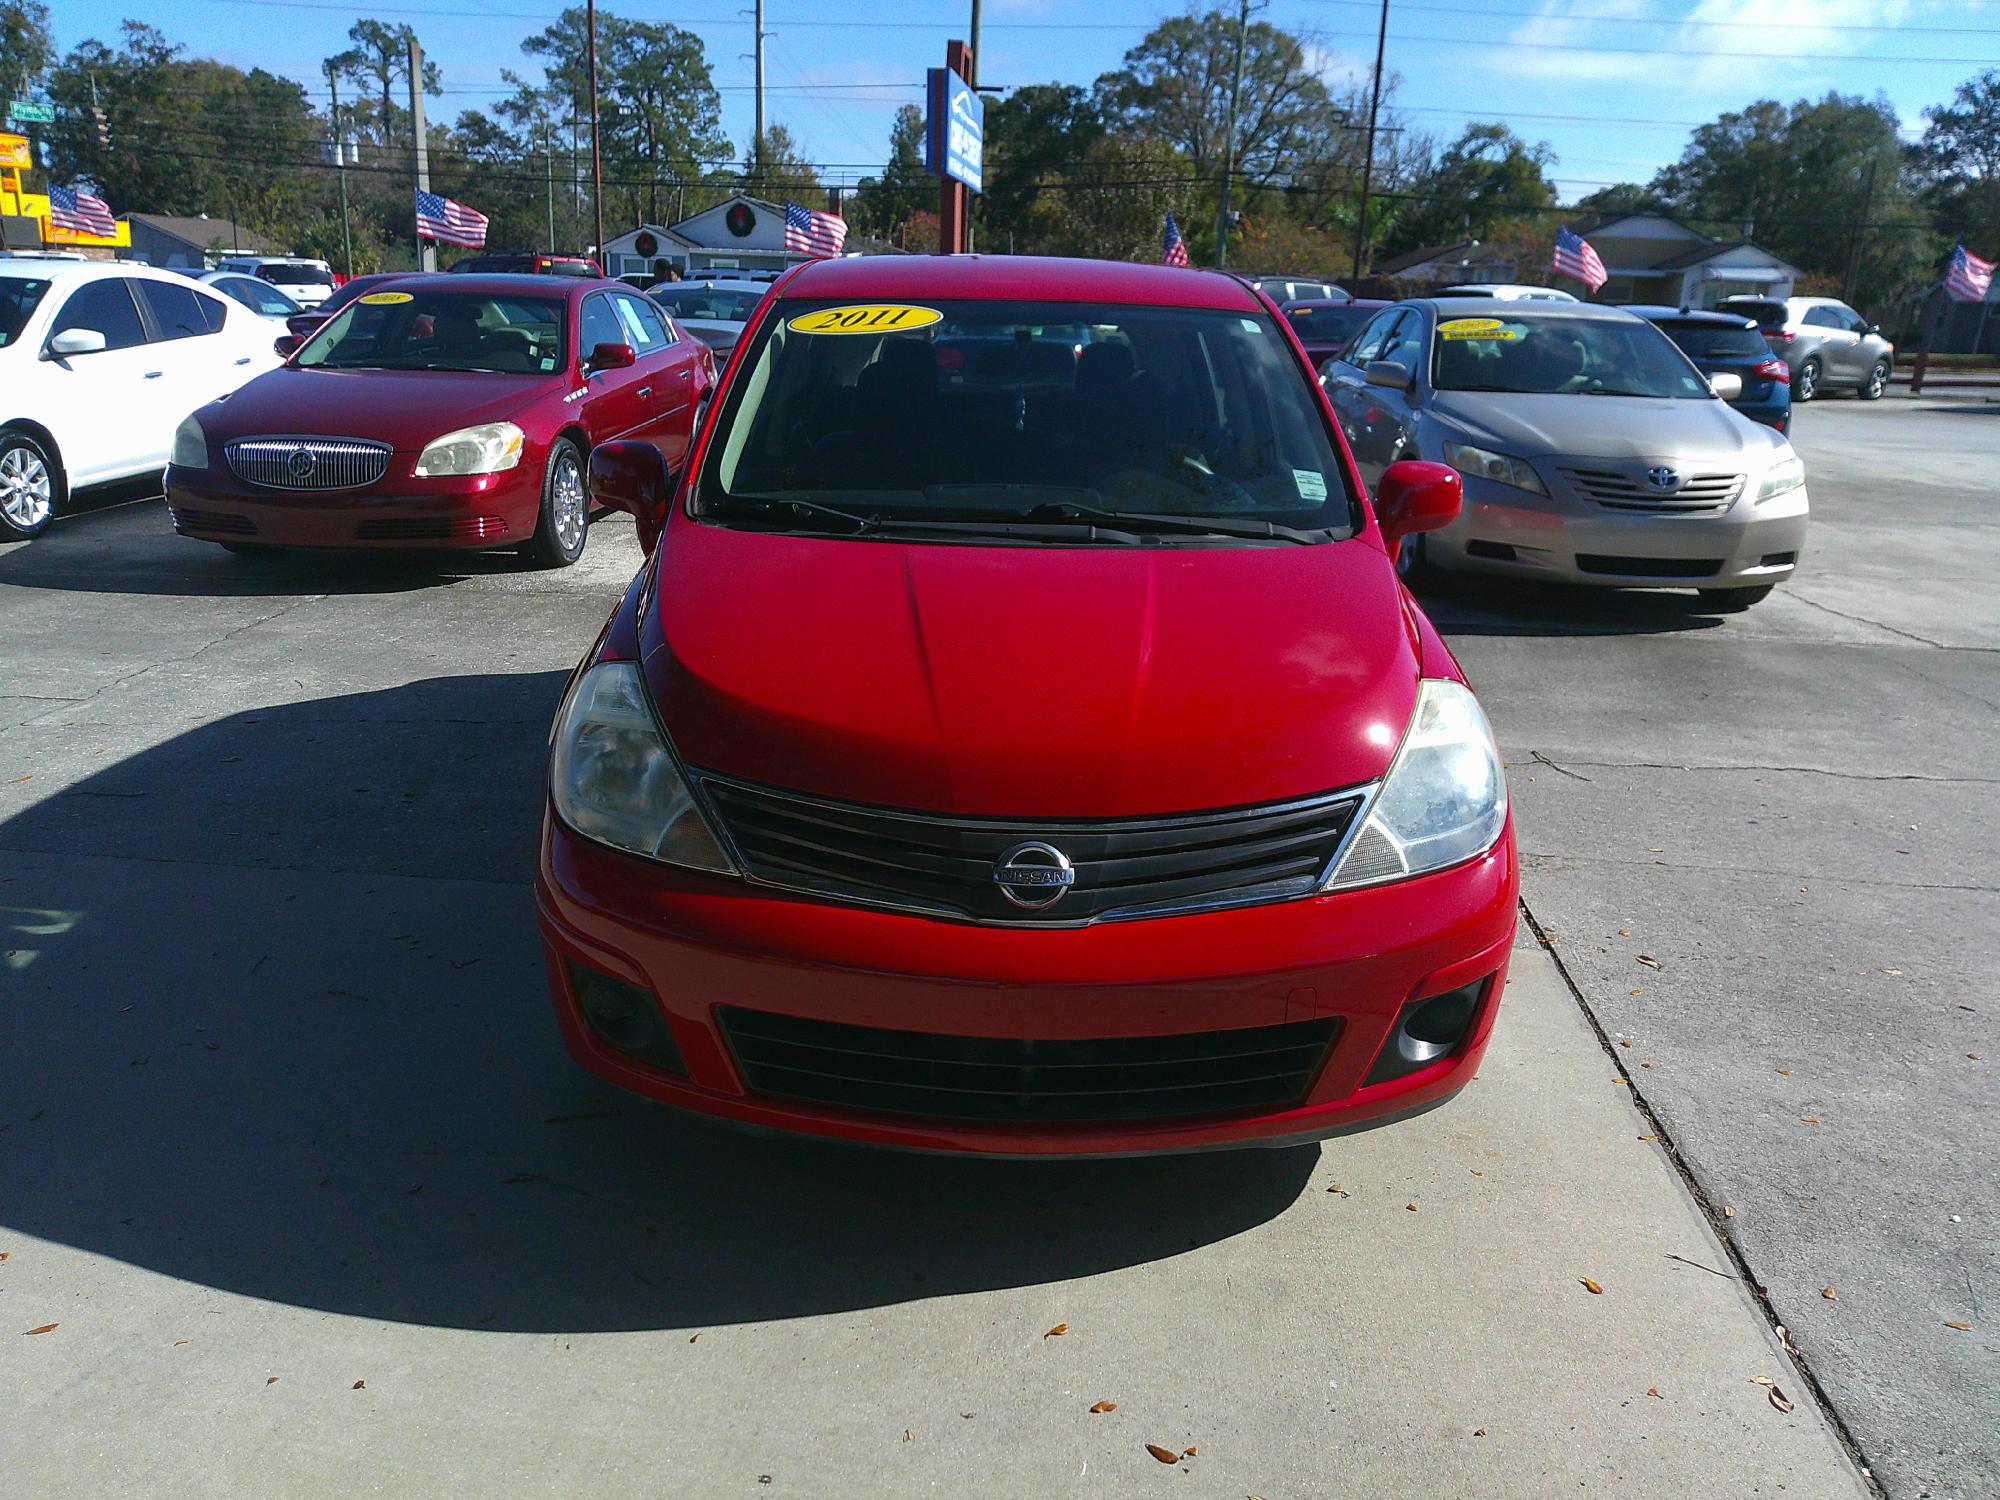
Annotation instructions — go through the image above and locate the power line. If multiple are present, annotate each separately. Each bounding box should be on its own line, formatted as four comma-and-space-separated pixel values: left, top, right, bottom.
1308, 0, 2000, 36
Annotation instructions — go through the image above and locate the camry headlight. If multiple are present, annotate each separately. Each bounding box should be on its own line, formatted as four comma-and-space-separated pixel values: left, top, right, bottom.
1757, 453, 1804, 501
170, 414, 207, 468
414, 421, 524, 477
1324, 679, 1507, 890
1441, 440, 1547, 497
549, 662, 737, 873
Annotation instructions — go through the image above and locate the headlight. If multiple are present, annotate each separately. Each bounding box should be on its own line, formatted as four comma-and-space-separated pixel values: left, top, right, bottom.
1324, 679, 1507, 890
549, 662, 737, 873
170, 414, 207, 468
1440, 440, 1548, 497
414, 421, 525, 477
1757, 453, 1804, 501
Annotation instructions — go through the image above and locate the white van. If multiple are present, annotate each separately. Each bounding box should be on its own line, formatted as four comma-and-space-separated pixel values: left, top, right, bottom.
214, 256, 337, 308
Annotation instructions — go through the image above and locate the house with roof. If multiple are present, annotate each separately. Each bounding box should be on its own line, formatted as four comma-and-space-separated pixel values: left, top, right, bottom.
1569, 212, 1801, 307
600, 193, 842, 279
118, 213, 275, 269
1373, 240, 1521, 290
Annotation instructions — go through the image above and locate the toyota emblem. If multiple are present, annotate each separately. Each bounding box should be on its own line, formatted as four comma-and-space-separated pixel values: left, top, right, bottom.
287, 447, 317, 480
992, 841, 1075, 911
1643, 465, 1681, 492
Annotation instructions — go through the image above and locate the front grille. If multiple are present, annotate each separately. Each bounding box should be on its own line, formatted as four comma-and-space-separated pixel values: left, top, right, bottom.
353, 515, 507, 541
226, 437, 391, 491
697, 774, 1367, 925
1576, 554, 1723, 579
1559, 465, 1744, 513
720, 1008, 1342, 1124
169, 508, 257, 536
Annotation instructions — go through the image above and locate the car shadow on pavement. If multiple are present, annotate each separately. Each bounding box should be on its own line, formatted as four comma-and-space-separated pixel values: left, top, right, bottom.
0, 673, 1316, 1335
1411, 572, 1734, 638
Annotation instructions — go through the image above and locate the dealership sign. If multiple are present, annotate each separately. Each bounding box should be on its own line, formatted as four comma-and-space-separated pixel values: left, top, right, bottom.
925, 66, 983, 195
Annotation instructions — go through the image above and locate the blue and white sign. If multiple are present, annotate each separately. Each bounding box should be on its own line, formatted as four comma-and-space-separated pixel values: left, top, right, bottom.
925, 66, 983, 195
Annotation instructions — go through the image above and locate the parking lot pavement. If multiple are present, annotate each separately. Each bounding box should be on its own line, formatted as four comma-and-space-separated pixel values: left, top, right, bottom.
1426, 398, 2000, 1499
0, 498, 1872, 1497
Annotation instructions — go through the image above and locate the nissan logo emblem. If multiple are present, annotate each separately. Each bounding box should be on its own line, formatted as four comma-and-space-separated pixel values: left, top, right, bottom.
287, 447, 317, 479
1644, 465, 1681, 492
992, 841, 1075, 911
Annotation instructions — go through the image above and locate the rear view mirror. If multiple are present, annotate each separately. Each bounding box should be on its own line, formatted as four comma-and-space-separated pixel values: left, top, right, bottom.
590, 439, 671, 554
1709, 372, 1743, 401
46, 328, 107, 358
588, 341, 636, 372
1364, 359, 1412, 391
1375, 460, 1461, 548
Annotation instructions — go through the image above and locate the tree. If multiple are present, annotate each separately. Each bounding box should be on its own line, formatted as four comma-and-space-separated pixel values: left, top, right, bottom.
746, 124, 819, 203
1915, 69, 2000, 257
1574, 182, 1674, 217
325, 20, 440, 156
849, 104, 931, 242
1041, 135, 1190, 262
978, 84, 1105, 248
0, 0, 52, 111
1380, 124, 1556, 258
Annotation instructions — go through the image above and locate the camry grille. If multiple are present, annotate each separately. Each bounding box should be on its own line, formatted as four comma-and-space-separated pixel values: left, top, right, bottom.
226, 438, 391, 491
1559, 465, 1744, 513
695, 773, 1368, 925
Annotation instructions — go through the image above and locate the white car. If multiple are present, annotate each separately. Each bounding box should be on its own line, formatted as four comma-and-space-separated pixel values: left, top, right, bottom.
198, 269, 305, 323
1433, 283, 1580, 302
0, 260, 283, 540
644, 279, 768, 360
213, 255, 337, 308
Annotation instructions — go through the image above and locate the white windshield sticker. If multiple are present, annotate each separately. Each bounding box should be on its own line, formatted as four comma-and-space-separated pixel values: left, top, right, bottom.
1293, 469, 1328, 502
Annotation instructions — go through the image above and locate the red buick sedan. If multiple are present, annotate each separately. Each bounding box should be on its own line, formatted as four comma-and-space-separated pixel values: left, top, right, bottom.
166, 274, 714, 565
536, 255, 1516, 1154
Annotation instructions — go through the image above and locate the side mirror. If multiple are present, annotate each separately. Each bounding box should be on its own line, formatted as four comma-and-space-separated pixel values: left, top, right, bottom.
588, 341, 636, 372
589, 439, 671, 554
46, 327, 107, 358
1375, 459, 1461, 549
1708, 371, 1743, 401
1866, 323, 1881, 337
1364, 359, 1412, 391
274, 334, 302, 359
286, 314, 325, 340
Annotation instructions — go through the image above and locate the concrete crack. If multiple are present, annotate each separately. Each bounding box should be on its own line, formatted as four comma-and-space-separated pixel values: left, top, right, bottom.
1781, 589, 1962, 650
1524, 752, 2000, 785
1519, 849, 1999, 895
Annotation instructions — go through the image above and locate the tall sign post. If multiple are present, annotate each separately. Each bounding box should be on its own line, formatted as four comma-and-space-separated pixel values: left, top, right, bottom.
925, 41, 981, 255
408, 36, 435, 271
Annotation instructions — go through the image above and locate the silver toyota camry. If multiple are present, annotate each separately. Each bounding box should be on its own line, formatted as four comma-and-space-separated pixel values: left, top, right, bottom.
1321, 298, 1807, 609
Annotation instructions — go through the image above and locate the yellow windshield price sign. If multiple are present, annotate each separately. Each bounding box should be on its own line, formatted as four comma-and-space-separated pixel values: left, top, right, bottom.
788, 304, 943, 335
1439, 317, 1518, 341
358, 290, 414, 305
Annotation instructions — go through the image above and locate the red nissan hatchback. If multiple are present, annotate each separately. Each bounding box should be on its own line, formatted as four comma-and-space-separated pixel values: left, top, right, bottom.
537, 256, 1516, 1154
166, 274, 713, 565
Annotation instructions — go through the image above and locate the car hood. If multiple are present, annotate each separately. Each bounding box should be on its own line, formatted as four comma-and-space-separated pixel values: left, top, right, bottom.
201, 366, 549, 447
1430, 391, 1785, 463
648, 526, 1419, 818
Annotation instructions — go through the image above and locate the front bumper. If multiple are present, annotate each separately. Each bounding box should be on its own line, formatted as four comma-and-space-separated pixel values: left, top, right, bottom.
535, 808, 1519, 1156
165, 461, 542, 549
1427, 469, 1808, 590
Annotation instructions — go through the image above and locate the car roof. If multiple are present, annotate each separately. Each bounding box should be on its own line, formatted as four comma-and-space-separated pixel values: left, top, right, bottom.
1283, 297, 1389, 311
1406, 296, 1642, 322
354, 271, 607, 298
1623, 304, 1757, 327
654, 278, 768, 293
0, 259, 210, 286
777, 255, 1264, 311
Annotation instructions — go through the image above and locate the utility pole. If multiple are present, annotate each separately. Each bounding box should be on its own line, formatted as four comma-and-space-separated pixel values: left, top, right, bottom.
754, 0, 767, 173
586, 0, 605, 262
1842, 155, 1877, 304
967, 0, 980, 252
1351, 0, 1389, 282
408, 35, 434, 271
1214, 0, 1251, 268
326, 66, 354, 278
544, 120, 556, 253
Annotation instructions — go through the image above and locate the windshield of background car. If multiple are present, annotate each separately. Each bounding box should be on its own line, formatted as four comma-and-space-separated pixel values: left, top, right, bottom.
297, 291, 566, 373
1430, 314, 1711, 398
1285, 304, 1373, 345
699, 297, 1355, 536
1723, 299, 1787, 329
0, 277, 51, 346
651, 285, 762, 322
261, 263, 332, 286
1659, 322, 1769, 361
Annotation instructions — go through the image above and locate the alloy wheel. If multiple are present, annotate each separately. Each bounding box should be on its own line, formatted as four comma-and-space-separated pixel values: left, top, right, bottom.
551, 450, 586, 552
0, 444, 52, 531
1796, 359, 1819, 402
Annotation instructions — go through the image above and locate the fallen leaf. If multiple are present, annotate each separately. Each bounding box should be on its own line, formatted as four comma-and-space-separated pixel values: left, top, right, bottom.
1777, 1068, 1793, 1076
1043, 1322, 1069, 1339
1181, 1446, 1198, 1458
1580, 1277, 1604, 1295
1646, 1387, 1663, 1398
1145, 1443, 1180, 1465
1970, 1054, 1983, 1061
1768, 1385, 1793, 1414
1618, 928, 1631, 936
23, 1323, 57, 1336
1470, 1169, 1484, 1177
1325, 1183, 1348, 1196
0, 1251, 9, 1261
1821, 1287, 1837, 1300
1724, 1205, 1737, 1218
1641, 1061, 1654, 1069
266, 1376, 279, 1385
173, 1339, 188, 1346
8, 775, 28, 784
1619, 1039, 1633, 1049
1800, 1115, 1821, 1125
1089, 1400, 1117, 1413
351, 1380, 365, 1390
1880, 967, 1902, 976
1748, 1376, 1774, 1387
903, 1430, 912, 1442
1945, 1320, 1972, 1331
1630, 989, 1644, 997
1405, 1202, 1419, 1213
1472, 1426, 1487, 1437
1636, 955, 1662, 970
1637, 1134, 1655, 1141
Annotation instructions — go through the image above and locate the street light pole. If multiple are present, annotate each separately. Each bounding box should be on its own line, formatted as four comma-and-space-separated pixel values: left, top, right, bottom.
1214, 0, 1251, 268
1351, 0, 1389, 283
587, 0, 605, 263
408, 35, 434, 271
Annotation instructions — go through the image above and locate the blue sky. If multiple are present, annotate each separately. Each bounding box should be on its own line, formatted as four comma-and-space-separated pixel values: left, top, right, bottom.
49, 0, 1997, 194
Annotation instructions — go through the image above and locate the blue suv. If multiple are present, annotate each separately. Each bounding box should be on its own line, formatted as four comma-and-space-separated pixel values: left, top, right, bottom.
1626, 306, 1792, 434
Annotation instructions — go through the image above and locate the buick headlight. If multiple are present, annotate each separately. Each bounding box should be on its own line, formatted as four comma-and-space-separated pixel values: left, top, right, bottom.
1441, 440, 1548, 498
1757, 453, 1804, 502
170, 414, 207, 468
549, 662, 737, 873
414, 421, 524, 477
1324, 679, 1507, 890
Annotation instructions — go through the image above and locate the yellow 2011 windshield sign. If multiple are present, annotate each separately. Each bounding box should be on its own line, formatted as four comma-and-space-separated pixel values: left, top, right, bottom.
789, 304, 943, 335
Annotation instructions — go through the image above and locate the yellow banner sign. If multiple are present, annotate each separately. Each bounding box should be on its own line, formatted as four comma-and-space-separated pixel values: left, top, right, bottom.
0, 134, 32, 169
788, 304, 943, 336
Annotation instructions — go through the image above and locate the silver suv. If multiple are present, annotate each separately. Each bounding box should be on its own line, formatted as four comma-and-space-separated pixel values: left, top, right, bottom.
1718, 295, 1893, 402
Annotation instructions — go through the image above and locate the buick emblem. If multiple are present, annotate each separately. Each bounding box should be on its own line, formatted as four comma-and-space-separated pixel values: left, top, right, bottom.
992, 841, 1075, 911
1643, 465, 1681, 493
286, 446, 317, 479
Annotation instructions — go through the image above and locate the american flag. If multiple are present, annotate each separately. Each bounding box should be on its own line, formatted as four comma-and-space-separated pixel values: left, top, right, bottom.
1944, 242, 1994, 302
784, 200, 847, 259
1551, 225, 1607, 292
50, 184, 117, 238
1161, 211, 1189, 267
414, 189, 488, 248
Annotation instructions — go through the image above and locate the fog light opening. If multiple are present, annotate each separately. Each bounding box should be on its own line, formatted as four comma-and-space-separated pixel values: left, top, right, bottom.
1364, 980, 1487, 1088
567, 960, 685, 1074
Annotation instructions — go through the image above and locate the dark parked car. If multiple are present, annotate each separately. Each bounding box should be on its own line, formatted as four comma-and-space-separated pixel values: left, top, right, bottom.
447, 252, 603, 278
1282, 297, 1392, 367
1628, 306, 1792, 434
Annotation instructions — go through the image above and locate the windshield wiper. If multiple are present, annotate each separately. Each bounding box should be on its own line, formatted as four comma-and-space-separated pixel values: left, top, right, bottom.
1578, 387, 1666, 398
1021, 500, 1329, 544
718, 495, 1148, 544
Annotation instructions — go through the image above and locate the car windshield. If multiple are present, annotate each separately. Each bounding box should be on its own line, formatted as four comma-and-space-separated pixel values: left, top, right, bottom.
699, 297, 1354, 540
261, 263, 331, 286
1285, 304, 1374, 344
297, 290, 566, 374
651, 285, 762, 322
1659, 323, 1769, 361
0, 277, 51, 347
1430, 314, 1711, 398
1723, 299, 1787, 329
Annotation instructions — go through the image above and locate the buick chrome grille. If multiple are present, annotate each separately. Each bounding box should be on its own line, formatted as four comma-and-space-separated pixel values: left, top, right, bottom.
225, 438, 391, 491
